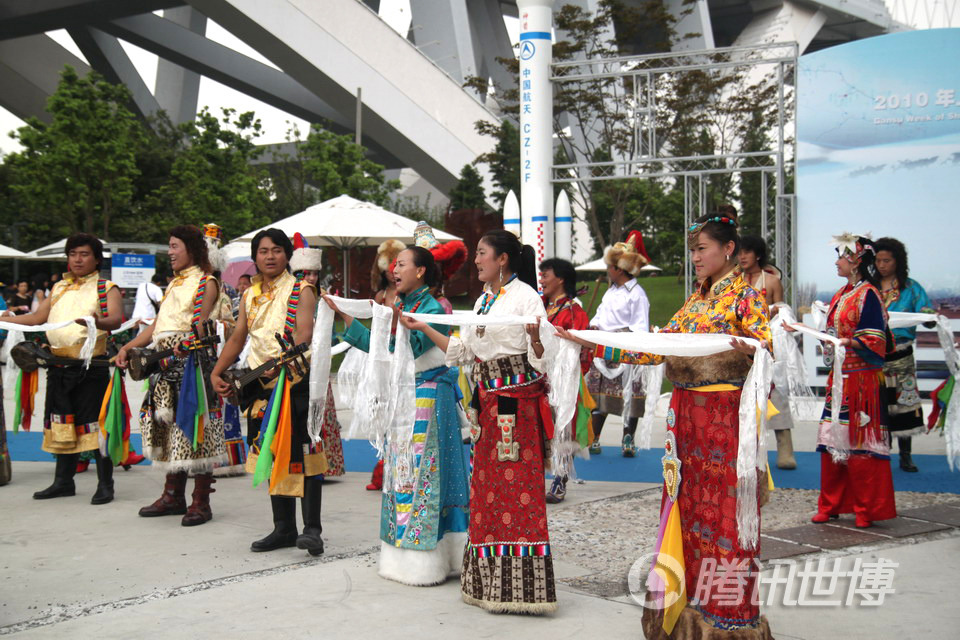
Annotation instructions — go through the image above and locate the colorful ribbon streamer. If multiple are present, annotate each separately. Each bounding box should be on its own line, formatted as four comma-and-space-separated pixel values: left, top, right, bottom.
175, 352, 206, 450
12, 369, 38, 432
253, 367, 287, 488
98, 367, 131, 464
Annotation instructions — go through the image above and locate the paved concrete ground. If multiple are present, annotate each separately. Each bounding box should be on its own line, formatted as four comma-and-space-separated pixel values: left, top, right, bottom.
2, 376, 956, 638
3, 461, 957, 639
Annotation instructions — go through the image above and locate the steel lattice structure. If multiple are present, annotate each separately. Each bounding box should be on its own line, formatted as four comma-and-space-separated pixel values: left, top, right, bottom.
550, 42, 799, 305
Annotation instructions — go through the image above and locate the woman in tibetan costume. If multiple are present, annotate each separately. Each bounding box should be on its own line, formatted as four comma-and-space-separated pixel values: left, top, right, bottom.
559, 214, 773, 638
808, 233, 896, 528
875, 236, 935, 472
329, 242, 470, 585
402, 230, 557, 614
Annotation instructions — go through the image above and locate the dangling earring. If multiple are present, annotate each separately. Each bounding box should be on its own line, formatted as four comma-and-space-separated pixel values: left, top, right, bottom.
498, 266, 503, 285
725, 254, 730, 262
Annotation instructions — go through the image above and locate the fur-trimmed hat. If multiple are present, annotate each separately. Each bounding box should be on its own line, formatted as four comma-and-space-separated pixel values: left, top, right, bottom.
603, 230, 650, 276
203, 223, 227, 274
830, 232, 875, 263
371, 238, 406, 288
290, 232, 323, 273
414, 221, 467, 281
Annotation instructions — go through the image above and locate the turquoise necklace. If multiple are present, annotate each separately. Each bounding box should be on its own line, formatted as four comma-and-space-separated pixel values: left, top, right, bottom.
476, 273, 516, 336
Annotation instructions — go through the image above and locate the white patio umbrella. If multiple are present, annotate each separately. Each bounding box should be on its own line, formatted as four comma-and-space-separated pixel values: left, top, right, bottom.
233, 195, 459, 295
0, 243, 26, 259
21, 239, 167, 261
21, 238, 87, 262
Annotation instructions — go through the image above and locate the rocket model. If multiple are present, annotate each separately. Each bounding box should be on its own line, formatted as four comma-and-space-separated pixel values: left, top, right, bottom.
517, 0, 555, 265
554, 190, 572, 260
503, 190, 521, 238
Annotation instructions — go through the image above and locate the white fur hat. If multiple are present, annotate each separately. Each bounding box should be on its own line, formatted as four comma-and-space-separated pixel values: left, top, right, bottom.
290, 232, 323, 273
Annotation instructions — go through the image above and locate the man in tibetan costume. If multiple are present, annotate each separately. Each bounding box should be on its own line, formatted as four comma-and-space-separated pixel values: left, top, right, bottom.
117, 225, 227, 526
584, 230, 651, 456
211, 229, 328, 556
4, 233, 124, 503
202, 223, 246, 477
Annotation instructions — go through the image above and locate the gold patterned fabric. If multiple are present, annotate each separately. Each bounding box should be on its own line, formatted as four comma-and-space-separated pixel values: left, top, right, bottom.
154, 265, 217, 335
46, 270, 115, 355
243, 271, 316, 370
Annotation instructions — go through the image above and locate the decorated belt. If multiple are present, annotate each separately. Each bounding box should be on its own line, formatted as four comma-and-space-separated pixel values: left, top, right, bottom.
50, 335, 107, 358
886, 343, 914, 362
473, 354, 542, 390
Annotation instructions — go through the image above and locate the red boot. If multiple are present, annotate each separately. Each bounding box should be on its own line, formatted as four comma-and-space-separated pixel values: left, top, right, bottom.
139, 472, 188, 517
182, 473, 216, 526
76, 459, 90, 473
121, 450, 146, 470
366, 460, 384, 491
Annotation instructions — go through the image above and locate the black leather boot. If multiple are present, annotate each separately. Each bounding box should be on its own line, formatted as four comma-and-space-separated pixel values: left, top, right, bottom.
297, 476, 324, 556
91, 451, 115, 505
622, 417, 639, 457
899, 437, 919, 472
33, 453, 79, 499
251, 495, 298, 552
589, 410, 607, 454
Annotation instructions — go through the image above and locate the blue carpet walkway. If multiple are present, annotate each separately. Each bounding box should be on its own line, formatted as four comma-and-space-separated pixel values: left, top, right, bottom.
7, 431, 959, 493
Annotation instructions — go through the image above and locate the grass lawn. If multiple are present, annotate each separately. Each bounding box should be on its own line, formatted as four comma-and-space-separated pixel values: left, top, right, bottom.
340, 277, 686, 392
447, 274, 687, 325
574, 274, 685, 328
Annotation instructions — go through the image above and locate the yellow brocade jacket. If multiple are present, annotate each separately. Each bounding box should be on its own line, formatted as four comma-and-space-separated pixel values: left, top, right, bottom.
47, 270, 116, 356
243, 270, 316, 372
154, 265, 218, 335
595, 268, 771, 388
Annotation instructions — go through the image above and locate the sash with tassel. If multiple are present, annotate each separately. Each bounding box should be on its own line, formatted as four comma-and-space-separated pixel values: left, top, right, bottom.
12, 368, 39, 432
646, 434, 686, 635
98, 367, 132, 464
175, 352, 208, 450
251, 367, 291, 491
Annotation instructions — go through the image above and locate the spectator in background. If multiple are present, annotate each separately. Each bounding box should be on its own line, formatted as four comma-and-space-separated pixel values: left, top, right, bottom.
131, 272, 164, 334
738, 235, 785, 306
10, 280, 32, 314
30, 274, 50, 312
0, 290, 7, 345
236, 274, 252, 295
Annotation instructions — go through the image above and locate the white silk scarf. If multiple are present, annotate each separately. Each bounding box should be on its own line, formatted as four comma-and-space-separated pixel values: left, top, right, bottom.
810, 301, 958, 469
570, 329, 771, 550
1, 316, 99, 391
769, 306, 820, 421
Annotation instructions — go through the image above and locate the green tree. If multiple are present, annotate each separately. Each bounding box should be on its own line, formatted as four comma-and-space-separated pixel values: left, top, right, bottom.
474, 119, 520, 207
737, 106, 774, 235
448, 164, 487, 211
113, 111, 183, 243
267, 122, 323, 220
4, 66, 144, 243
148, 107, 272, 240
297, 124, 399, 207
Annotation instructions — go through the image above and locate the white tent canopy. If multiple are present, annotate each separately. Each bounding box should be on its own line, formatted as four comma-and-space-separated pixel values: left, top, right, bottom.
233, 194, 459, 247
0, 243, 26, 259
575, 257, 662, 273
232, 195, 460, 295
21, 238, 86, 262
21, 238, 167, 262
